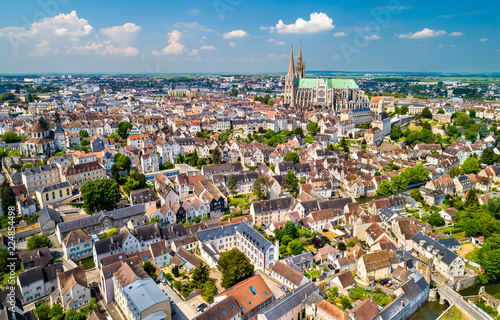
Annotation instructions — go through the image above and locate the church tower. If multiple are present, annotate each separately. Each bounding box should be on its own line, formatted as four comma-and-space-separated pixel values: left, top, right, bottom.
284, 46, 296, 106
295, 42, 305, 79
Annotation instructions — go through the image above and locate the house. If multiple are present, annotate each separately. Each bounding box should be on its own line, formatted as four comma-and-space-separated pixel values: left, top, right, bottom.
411, 231, 465, 281
453, 175, 473, 194
214, 275, 274, 320
438, 238, 461, 251
129, 189, 156, 210
419, 187, 445, 206
236, 223, 277, 270
38, 207, 61, 235
250, 197, 295, 226
357, 250, 399, 282
17, 263, 64, 304
281, 251, 315, 270
331, 271, 356, 295
112, 262, 171, 320
270, 261, 310, 290
62, 229, 93, 262
194, 295, 242, 320
314, 244, 341, 265
34, 181, 72, 208
171, 234, 198, 253
439, 208, 458, 222
425, 174, 455, 195
50, 266, 90, 310
61, 161, 106, 190
306, 208, 342, 232
345, 298, 379, 320
175, 247, 201, 273
333, 257, 356, 273
19, 247, 53, 270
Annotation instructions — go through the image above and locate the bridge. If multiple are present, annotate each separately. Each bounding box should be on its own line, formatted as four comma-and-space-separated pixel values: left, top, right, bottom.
432, 276, 489, 320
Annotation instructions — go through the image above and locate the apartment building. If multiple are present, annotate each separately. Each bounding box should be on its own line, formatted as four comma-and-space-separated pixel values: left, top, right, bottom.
22, 164, 61, 194
236, 223, 277, 270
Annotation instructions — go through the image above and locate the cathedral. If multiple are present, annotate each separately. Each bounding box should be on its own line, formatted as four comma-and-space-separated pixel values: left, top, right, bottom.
284, 44, 370, 110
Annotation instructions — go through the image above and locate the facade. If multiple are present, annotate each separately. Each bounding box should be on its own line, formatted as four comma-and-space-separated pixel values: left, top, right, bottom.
62, 229, 93, 262
22, 164, 61, 194
20, 117, 56, 159
236, 223, 277, 270
17, 263, 63, 304
250, 197, 294, 227
34, 181, 72, 208
61, 161, 106, 190
283, 44, 369, 110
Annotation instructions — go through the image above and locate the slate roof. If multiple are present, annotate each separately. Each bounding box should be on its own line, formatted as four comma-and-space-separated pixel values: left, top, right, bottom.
252, 197, 294, 213
258, 282, 318, 319
236, 223, 273, 252
196, 224, 238, 243
411, 231, 460, 266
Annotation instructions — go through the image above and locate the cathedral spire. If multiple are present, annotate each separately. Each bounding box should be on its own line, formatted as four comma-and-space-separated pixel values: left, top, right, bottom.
298, 41, 303, 61
287, 46, 295, 77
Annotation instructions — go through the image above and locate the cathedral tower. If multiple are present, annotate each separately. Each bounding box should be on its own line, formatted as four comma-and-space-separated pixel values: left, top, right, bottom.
284, 46, 296, 106
295, 42, 305, 79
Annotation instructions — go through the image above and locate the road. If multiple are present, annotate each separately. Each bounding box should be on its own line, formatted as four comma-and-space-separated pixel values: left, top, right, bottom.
432, 276, 489, 320
159, 282, 198, 320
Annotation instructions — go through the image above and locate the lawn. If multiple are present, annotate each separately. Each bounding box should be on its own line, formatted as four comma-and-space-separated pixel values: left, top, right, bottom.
408, 123, 423, 132
227, 194, 252, 209
348, 287, 395, 307
442, 305, 469, 320
80, 257, 96, 270
305, 269, 321, 280
458, 243, 479, 260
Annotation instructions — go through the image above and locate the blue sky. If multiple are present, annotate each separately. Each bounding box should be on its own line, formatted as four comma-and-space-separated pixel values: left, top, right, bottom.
0, 0, 498, 74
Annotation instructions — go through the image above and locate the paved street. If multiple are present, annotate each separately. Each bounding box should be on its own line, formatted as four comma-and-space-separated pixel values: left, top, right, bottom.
159, 282, 198, 320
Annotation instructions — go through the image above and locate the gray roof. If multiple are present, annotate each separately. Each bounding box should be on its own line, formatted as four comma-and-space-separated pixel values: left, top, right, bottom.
282, 252, 314, 267
123, 278, 168, 312
36, 181, 71, 194
37, 207, 61, 227
236, 223, 273, 252
252, 197, 294, 213
17, 262, 63, 287
57, 204, 145, 234
438, 237, 461, 249
197, 224, 238, 243
259, 283, 318, 319
318, 198, 353, 211
411, 231, 460, 265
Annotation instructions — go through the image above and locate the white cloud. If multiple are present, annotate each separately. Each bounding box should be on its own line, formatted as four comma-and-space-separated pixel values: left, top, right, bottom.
365, 34, 381, 40
267, 53, 288, 59
330, 54, 341, 60
448, 32, 464, 37
479, 38, 488, 42
27, 41, 51, 56
200, 45, 216, 50
267, 38, 275, 42
67, 40, 138, 56
100, 22, 141, 46
438, 44, 445, 48
334, 32, 346, 37
152, 50, 161, 57
275, 41, 285, 45
161, 30, 186, 55
223, 30, 248, 39
229, 42, 237, 47
398, 28, 446, 39
173, 22, 214, 33
189, 49, 198, 56
272, 12, 335, 34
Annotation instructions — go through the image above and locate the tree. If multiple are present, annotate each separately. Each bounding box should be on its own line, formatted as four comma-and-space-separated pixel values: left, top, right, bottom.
111, 164, 120, 182
35, 302, 51, 320
428, 212, 445, 227
462, 157, 480, 174
202, 280, 217, 303
481, 148, 496, 165
143, 261, 157, 281
285, 169, 299, 193
192, 262, 210, 288
227, 174, 238, 197
376, 180, 395, 197
217, 248, 255, 289
347, 239, 356, 247
0, 180, 16, 217
306, 121, 320, 135
340, 295, 352, 310
79, 130, 89, 138
114, 153, 131, 172
149, 217, 161, 224
1, 132, 21, 143
81, 178, 121, 214
48, 304, 63, 320
284, 152, 300, 164
448, 165, 462, 178
391, 174, 408, 193
410, 189, 423, 202
294, 127, 304, 136
27, 234, 51, 250
53, 112, 61, 124
252, 176, 270, 200
437, 109, 445, 114
464, 189, 479, 208
197, 157, 207, 168
337, 242, 347, 251
212, 148, 221, 164
284, 221, 298, 238
289, 239, 303, 255
117, 121, 133, 138
401, 165, 429, 184
172, 265, 180, 277
421, 107, 432, 119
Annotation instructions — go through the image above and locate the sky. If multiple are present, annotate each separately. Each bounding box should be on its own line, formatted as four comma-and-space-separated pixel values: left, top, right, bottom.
0, 0, 498, 74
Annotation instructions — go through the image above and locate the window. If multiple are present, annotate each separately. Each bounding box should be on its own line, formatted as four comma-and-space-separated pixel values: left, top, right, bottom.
249, 286, 258, 296
248, 301, 252, 305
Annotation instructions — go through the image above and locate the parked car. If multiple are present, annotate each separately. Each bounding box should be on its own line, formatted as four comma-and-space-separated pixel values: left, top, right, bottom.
380, 279, 389, 285
280, 286, 289, 293
196, 303, 207, 312
171, 308, 176, 315
327, 264, 334, 270
160, 279, 167, 285
386, 281, 393, 287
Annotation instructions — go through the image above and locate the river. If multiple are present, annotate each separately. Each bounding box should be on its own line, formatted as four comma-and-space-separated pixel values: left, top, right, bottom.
409, 301, 449, 320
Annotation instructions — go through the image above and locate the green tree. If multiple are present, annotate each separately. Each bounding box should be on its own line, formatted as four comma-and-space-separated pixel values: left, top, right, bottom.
79, 130, 89, 138
465, 128, 477, 142
192, 262, 210, 288
81, 178, 122, 214
1, 132, 21, 143
481, 148, 496, 165
284, 152, 300, 164
114, 153, 131, 172
337, 242, 347, 251
0, 180, 16, 217
391, 174, 408, 193
289, 239, 303, 255
117, 121, 133, 138
284, 221, 298, 238
202, 280, 217, 303
48, 304, 63, 319
143, 261, 157, 281
212, 148, 221, 164
421, 107, 432, 119
306, 121, 320, 135
462, 157, 480, 174
428, 212, 445, 226
448, 165, 462, 178
376, 180, 395, 197
149, 217, 161, 224
410, 189, 423, 202
252, 176, 270, 200
340, 295, 352, 310
464, 189, 479, 208
35, 302, 51, 320
227, 174, 238, 197
197, 157, 207, 168
294, 127, 304, 136
217, 248, 255, 289
347, 239, 356, 247
285, 169, 299, 193
27, 234, 51, 250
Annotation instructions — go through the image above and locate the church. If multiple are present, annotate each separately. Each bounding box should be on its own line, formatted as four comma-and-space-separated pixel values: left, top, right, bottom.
284, 44, 369, 110
20, 117, 56, 159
